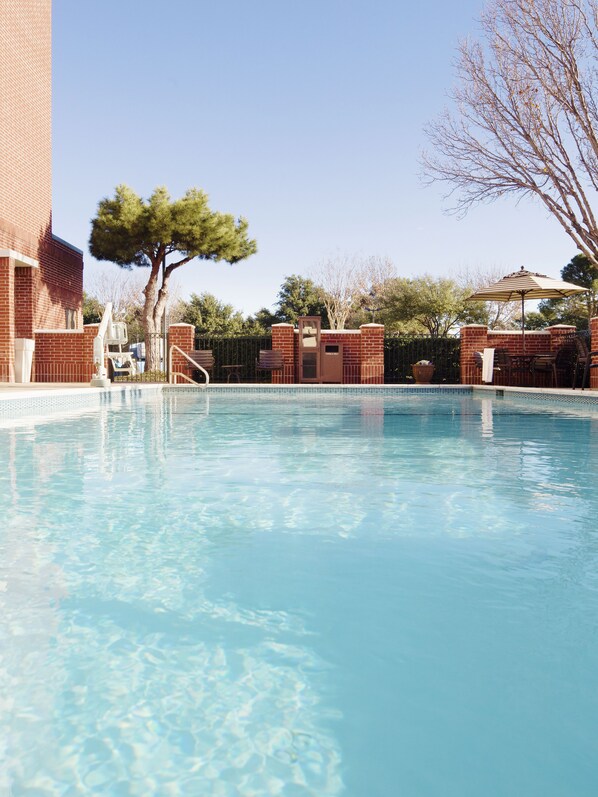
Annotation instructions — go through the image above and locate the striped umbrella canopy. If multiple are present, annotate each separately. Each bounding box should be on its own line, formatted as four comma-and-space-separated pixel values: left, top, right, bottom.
467, 266, 588, 355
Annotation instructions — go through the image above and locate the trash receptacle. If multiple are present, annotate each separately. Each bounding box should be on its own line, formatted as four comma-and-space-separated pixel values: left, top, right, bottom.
14, 338, 35, 383
321, 342, 343, 383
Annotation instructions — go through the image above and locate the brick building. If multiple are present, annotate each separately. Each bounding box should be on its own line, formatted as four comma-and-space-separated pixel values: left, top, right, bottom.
0, 0, 84, 382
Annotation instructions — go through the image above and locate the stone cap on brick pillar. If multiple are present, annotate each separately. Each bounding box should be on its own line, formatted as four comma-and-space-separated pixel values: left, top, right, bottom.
359, 323, 384, 328
547, 323, 577, 351
460, 324, 488, 329
271, 323, 294, 327
168, 323, 195, 328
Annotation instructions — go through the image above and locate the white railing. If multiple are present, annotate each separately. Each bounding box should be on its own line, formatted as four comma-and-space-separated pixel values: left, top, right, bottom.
168, 345, 210, 386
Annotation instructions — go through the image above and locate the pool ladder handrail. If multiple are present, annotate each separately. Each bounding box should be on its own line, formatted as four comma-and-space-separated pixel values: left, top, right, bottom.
168, 345, 210, 387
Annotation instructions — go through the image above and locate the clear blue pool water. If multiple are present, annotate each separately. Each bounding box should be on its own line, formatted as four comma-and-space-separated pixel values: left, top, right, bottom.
2, 391, 598, 796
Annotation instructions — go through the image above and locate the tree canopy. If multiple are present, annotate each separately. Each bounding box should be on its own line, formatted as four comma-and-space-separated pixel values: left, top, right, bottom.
527, 253, 598, 329
423, 0, 598, 263
178, 292, 255, 335
89, 185, 257, 368
274, 274, 328, 325
382, 275, 487, 337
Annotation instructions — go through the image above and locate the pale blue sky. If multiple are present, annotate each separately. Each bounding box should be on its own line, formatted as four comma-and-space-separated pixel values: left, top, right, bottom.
52, 0, 575, 315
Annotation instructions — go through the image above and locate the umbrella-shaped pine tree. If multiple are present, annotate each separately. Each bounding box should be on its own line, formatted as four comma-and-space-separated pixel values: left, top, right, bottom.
89, 185, 257, 371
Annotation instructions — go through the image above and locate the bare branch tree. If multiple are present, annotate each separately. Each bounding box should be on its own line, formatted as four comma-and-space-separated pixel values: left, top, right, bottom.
423, 0, 598, 262
86, 268, 182, 322
456, 264, 521, 327
86, 269, 146, 320
312, 253, 396, 329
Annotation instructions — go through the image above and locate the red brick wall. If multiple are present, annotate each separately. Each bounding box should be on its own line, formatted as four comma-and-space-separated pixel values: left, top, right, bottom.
272, 322, 384, 384
460, 325, 488, 384
0, 1, 84, 382
321, 331, 361, 383
360, 324, 384, 384
487, 330, 551, 356
168, 324, 195, 382
0, 0, 52, 239
272, 324, 295, 384
0, 257, 15, 381
34, 331, 86, 382
36, 237, 84, 329
591, 317, 598, 389
460, 324, 578, 386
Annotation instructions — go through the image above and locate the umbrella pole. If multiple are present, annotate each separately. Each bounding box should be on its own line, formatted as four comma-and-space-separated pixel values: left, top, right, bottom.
521, 293, 525, 357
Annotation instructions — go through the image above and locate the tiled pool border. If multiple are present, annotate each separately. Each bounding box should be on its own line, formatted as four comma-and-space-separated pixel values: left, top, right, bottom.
2, 382, 598, 420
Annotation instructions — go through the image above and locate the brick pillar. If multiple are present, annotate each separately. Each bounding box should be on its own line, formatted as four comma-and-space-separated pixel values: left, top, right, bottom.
168, 323, 195, 383
83, 324, 99, 382
460, 325, 488, 384
360, 323, 384, 384
271, 323, 295, 383
548, 324, 576, 352
0, 256, 15, 381
591, 317, 598, 389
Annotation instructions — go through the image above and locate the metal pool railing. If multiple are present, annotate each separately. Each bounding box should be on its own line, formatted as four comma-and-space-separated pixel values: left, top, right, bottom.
384, 336, 461, 384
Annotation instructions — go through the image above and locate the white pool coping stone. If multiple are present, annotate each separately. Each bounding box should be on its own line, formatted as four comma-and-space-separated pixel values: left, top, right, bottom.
1, 382, 598, 422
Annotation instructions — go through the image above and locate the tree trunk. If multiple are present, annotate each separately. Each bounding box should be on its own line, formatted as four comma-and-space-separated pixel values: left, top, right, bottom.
143, 263, 163, 373
141, 252, 190, 373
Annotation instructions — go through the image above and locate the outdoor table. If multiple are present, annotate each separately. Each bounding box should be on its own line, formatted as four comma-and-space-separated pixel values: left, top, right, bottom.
509, 353, 554, 386
222, 364, 243, 383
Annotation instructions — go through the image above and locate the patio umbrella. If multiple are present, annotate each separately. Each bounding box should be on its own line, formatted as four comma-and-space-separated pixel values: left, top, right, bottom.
467, 266, 589, 355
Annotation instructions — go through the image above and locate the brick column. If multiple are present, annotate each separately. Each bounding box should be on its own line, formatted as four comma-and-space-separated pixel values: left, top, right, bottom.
548, 324, 576, 352
83, 324, 99, 382
591, 317, 598, 389
460, 325, 488, 384
271, 323, 295, 383
0, 256, 15, 381
360, 323, 384, 384
168, 323, 195, 383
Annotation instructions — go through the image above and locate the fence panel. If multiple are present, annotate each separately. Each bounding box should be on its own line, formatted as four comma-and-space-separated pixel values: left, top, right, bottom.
384, 336, 461, 384
194, 335, 273, 382
112, 332, 168, 383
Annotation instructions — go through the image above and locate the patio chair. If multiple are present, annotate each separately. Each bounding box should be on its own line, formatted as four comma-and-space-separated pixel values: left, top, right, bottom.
256, 350, 284, 380
572, 336, 598, 390
186, 350, 214, 382
493, 348, 534, 385
531, 347, 575, 388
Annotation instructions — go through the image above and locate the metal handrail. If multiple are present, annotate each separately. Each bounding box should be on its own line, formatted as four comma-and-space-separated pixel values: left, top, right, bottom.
168, 345, 210, 386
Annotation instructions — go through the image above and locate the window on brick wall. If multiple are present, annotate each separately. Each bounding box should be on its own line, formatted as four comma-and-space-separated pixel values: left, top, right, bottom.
65, 308, 77, 329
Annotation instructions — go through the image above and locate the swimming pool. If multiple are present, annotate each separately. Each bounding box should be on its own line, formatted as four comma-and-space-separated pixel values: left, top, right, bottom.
2, 389, 598, 796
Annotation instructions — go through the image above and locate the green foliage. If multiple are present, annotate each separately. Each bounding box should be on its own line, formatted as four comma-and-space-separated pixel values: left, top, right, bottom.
523, 254, 598, 330
82, 292, 103, 324
274, 275, 328, 325
89, 185, 257, 269
251, 307, 281, 331
89, 184, 257, 369
179, 292, 253, 335
382, 275, 486, 337
561, 254, 598, 290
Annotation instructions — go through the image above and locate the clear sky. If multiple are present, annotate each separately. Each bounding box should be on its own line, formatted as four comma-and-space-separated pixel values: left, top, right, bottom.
52, 0, 576, 315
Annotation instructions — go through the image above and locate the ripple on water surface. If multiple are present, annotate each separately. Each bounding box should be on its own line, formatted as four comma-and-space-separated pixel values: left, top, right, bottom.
1, 393, 598, 796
